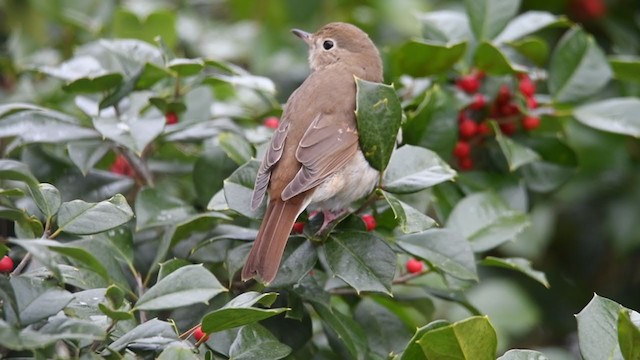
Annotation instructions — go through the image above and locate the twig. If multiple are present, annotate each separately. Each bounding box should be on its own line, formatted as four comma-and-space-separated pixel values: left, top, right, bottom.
10, 252, 31, 276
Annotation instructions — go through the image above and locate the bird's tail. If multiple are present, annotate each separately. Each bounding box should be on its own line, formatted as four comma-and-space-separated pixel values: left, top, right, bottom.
241, 197, 304, 284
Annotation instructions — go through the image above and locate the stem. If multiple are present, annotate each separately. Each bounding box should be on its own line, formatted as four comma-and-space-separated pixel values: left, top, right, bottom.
10, 252, 31, 276
120, 150, 155, 188
134, 271, 147, 323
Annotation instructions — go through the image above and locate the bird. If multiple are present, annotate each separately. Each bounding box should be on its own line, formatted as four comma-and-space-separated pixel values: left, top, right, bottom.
241, 22, 384, 284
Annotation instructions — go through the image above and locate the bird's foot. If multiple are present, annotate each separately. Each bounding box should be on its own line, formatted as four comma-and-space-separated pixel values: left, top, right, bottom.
313, 209, 350, 238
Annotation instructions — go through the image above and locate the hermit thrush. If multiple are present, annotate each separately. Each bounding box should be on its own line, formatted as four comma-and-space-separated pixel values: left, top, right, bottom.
241, 22, 383, 284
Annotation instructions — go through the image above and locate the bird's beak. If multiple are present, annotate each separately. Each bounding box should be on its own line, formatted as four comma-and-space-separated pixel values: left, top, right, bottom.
292, 29, 312, 45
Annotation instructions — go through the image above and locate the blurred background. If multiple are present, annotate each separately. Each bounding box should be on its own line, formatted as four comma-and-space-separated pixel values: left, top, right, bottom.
1, 0, 640, 357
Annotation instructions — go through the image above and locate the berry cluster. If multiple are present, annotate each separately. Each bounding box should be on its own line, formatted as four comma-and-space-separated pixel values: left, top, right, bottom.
453, 71, 541, 171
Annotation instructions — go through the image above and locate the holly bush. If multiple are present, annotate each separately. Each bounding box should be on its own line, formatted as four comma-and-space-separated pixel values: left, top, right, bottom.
1, 0, 640, 359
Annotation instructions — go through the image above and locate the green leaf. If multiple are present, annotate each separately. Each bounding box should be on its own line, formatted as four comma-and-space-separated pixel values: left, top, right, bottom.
519, 136, 577, 193
474, 42, 519, 75
380, 190, 437, 234
38, 56, 123, 93
67, 140, 110, 175
417, 316, 497, 359
223, 160, 264, 219
549, 26, 612, 103
135, 187, 196, 230
323, 231, 396, 294
313, 302, 368, 360
495, 11, 568, 43
157, 258, 192, 282
418, 11, 472, 44
354, 298, 412, 358
493, 122, 541, 170
137, 62, 172, 89
382, 145, 456, 194
393, 40, 467, 77
618, 310, 640, 360
99, 67, 144, 110
464, 0, 521, 40
576, 294, 625, 360
36, 183, 61, 220
397, 229, 478, 281
8, 277, 73, 325
228, 324, 292, 360
574, 98, 640, 138
355, 78, 402, 171
57, 194, 134, 235
194, 145, 238, 208
92, 112, 165, 156
201, 292, 288, 334
168, 58, 205, 77
270, 238, 318, 288
507, 36, 550, 66
609, 55, 640, 83
497, 349, 549, 360
218, 132, 254, 165
481, 256, 549, 288
113, 9, 177, 48
157, 345, 200, 360
446, 191, 530, 252
136, 265, 226, 311
400, 320, 450, 360
103, 318, 179, 355
0, 159, 44, 204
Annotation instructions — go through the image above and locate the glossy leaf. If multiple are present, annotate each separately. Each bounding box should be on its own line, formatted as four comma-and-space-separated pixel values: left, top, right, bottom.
218, 132, 254, 165
481, 256, 549, 288
393, 40, 467, 77
270, 238, 318, 288
201, 292, 287, 334
223, 160, 264, 219
446, 191, 530, 252
400, 320, 450, 360
493, 123, 541, 171
228, 324, 292, 360
464, 0, 521, 40
103, 318, 179, 355
8, 277, 73, 326
549, 26, 612, 103
380, 190, 437, 234
313, 302, 368, 360
417, 316, 497, 359
474, 42, 519, 75
609, 55, 640, 83
354, 298, 412, 358
397, 229, 478, 281
0, 315, 104, 351
57, 194, 134, 235
495, 11, 568, 43
382, 144, 456, 194
36, 183, 61, 220
38, 56, 123, 93
507, 36, 550, 66
355, 78, 402, 171
135, 187, 196, 230
157, 345, 200, 360
418, 11, 472, 44
574, 98, 640, 138
92, 113, 165, 156
576, 294, 625, 360
67, 140, 110, 175
618, 309, 640, 360
497, 349, 549, 360
323, 231, 396, 294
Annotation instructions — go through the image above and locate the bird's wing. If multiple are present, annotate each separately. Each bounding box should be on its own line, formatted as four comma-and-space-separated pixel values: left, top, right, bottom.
251, 120, 289, 210
281, 112, 358, 201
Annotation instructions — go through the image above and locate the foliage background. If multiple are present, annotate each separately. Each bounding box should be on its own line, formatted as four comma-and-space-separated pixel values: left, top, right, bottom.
1, 0, 640, 359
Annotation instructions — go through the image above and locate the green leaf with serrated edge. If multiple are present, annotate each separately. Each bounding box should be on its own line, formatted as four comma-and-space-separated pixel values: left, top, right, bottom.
418, 11, 472, 44
218, 132, 254, 165
270, 238, 318, 288
474, 42, 520, 75
494, 11, 568, 43
574, 98, 640, 138
464, 0, 521, 40
224, 160, 264, 219
11, 239, 109, 280
397, 229, 478, 281
400, 320, 450, 360
618, 309, 640, 360
492, 122, 541, 171
549, 26, 612, 103
576, 294, 626, 360
157, 258, 191, 283
323, 231, 396, 294
382, 145, 456, 194
313, 302, 368, 360
57, 194, 133, 235
355, 78, 402, 172
507, 36, 550, 66
36, 183, 61, 220
446, 191, 530, 252
201, 292, 287, 334
418, 316, 497, 359
228, 324, 292, 360
380, 190, 437, 234
135, 265, 226, 311
102, 318, 179, 355
393, 40, 467, 77
609, 55, 640, 83
481, 256, 549, 288
497, 349, 549, 360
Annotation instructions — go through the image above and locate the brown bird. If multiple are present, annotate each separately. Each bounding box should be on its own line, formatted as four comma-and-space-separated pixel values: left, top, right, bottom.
241, 22, 384, 284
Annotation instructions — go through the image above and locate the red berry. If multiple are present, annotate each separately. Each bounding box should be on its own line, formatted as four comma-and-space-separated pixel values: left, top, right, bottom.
110, 155, 135, 177
518, 77, 536, 97
0, 256, 13, 273
453, 141, 471, 158
456, 75, 481, 93
458, 156, 474, 171
477, 122, 492, 136
499, 103, 520, 117
459, 120, 478, 139
468, 94, 486, 110
406, 258, 424, 274
526, 96, 538, 109
263, 116, 280, 129
496, 85, 511, 105
292, 222, 305, 234
522, 116, 541, 131
569, 0, 606, 21
361, 214, 377, 232
500, 122, 518, 136
473, 70, 486, 80
165, 112, 178, 125
193, 326, 209, 342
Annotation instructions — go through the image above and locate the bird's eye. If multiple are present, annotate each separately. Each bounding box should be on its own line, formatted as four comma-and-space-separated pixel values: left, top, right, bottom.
322, 40, 334, 50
